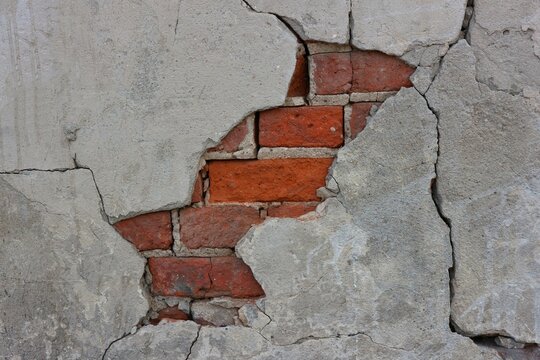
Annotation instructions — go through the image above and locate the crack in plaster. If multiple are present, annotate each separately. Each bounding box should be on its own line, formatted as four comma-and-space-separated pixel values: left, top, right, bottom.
185, 325, 201, 360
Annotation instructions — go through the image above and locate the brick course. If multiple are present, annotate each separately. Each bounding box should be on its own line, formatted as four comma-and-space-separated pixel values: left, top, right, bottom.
311, 52, 352, 95
114, 211, 172, 251
349, 102, 379, 139
350, 51, 414, 92
208, 158, 334, 202
180, 205, 261, 249
259, 106, 343, 148
267, 203, 318, 218
149, 257, 264, 298
287, 51, 309, 97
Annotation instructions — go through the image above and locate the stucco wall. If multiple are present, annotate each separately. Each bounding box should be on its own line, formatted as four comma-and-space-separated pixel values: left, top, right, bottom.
1, 1, 538, 359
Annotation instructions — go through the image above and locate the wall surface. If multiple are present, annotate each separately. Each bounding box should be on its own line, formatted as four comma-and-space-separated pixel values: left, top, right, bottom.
1, 0, 538, 359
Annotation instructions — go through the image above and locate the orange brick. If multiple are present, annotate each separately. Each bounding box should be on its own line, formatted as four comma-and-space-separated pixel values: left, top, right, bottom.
208, 158, 334, 203
259, 106, 343, 148
207, 118, 250, 154
191, 173, 204, 203
350, 51, 414, 92
287, 53, 309, 97
267, 203, 318, 218
149, 307, 190, 325
311, 52, 352, 95
114, 211, 172, 251
349, 102, 379, 139
148, 257, 264, 298
180, 206, 261, 249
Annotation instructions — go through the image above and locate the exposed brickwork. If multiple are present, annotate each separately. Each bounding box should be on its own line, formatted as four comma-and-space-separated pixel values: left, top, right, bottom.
207, 118, 250, 154
267, 203, 318, 218
208, 158, 334, 203
180, 205, 261, 249
114, 211, 172, 251
350, 51, 414, 92
150, 307, 190, 325
349, 102, 379, 139
311, 52, 352, 95
259, 106, 343, 148
114, 44, 410, 327
287, 49, 309, 97
149, 257, 264, 298
191, 173, 204, 203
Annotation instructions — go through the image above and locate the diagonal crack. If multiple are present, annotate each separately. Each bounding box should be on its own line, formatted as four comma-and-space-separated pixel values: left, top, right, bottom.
185, 325, 201, 360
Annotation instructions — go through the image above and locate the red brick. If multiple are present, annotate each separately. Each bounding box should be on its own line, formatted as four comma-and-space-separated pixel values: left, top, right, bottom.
287, 53, 309, 97
207, 118, 250, 153
114, 211, 172, 251
350, 51, 414, 92
180, 206, 261, 249
149, 307, 190, 325
312, 52, 352, 95
259, 106, 343, 148
191, 173, 204, 203
267, 203, 318, 218
349, 102, 379, 139
148, 257, 264, 298
210, 257, 264, 298
208, 158, 334, 203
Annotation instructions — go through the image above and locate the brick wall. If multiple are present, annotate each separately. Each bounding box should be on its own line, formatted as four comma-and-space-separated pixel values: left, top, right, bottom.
113, 42, 414, 327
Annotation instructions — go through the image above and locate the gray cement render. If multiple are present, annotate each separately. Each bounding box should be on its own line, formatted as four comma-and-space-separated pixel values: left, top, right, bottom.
246, 0, 350, 44
0, 170, 147, 359
469, 0, 540, 94
0, 0, 297, 221
351, 0, 468, 55
426, 40, 540, 344
1, 0, 538, 358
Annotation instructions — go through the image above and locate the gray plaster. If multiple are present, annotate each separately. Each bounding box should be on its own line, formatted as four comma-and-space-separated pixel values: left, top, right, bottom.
0, 0, 297, 220
351, 0, 467, 55
0, 170, 147, 359
426, 40, 540, 344
246, 0, 350, 44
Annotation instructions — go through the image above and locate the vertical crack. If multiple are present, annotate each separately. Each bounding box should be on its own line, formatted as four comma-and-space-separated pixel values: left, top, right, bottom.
421, 86, 457, 332
185, 326, 201, 360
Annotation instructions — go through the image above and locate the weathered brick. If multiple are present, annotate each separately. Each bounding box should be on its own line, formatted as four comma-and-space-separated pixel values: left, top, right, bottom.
311, 52, 352, 95
349, 102, 379, 139
149, 307, 190, 325
206, 115, 256, 160
287, 52, 309, 97
148, 257, 264, 298
180, 205, 261, 249
259, 106, 343, 148
114, 211, 172, 251
208, 158, 334, 203
350, 51, 414, 92
267, 203, 318, 218
207, 118, 249, 153
191, 173, 204, 203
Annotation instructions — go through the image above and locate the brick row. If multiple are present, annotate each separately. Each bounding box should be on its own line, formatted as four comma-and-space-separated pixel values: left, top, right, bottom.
312, 50, 414, 95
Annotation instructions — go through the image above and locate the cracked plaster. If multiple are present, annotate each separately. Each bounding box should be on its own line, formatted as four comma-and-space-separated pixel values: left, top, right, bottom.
1, 0, 538, 358
0, 0, 297, 221
0, 170, 147, 359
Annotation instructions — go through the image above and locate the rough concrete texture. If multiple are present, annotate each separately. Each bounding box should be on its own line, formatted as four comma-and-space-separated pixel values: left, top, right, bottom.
426, 40, 540, 344
0, 170, 147, 359
246, 0, 350, 44
236, 88, 494, 358
0, 0, 297, 220
105, 322, 200, 359
107, 321, 498, 360
351, 0, 467, 55
469, 0, 540, 94
2, 0, 538, 357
